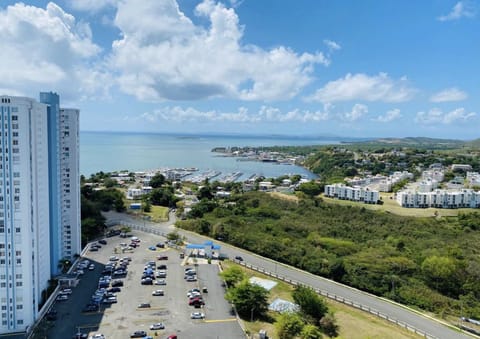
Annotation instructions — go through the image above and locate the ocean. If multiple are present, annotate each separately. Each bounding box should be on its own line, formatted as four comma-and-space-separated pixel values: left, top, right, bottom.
80, 131, 336, 180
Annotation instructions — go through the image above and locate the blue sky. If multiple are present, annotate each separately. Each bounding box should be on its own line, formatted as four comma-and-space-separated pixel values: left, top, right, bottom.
0, 1, 479, 139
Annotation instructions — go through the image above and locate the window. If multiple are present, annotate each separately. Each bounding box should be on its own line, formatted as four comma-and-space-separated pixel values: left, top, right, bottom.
11, 115, 18, 120
15, 282, 22, 287
17, 319, 23, 325
15, 259, 21, 265
15, 251, 20, 256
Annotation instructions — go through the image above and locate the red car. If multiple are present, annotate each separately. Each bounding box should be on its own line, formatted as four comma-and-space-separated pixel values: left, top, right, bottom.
167, 335, 177, 339
188, 297, 204, 306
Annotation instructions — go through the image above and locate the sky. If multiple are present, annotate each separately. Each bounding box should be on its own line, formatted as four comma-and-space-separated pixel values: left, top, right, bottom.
0, 0, 479, 139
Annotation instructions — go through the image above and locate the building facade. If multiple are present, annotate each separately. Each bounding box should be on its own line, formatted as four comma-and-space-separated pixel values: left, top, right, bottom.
0, 93, 79, 335
324, 183, 380, 204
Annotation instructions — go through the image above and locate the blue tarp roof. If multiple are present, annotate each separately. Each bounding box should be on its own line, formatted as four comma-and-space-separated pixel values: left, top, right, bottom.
186, 244, 205, 249
186, 243, 221, 250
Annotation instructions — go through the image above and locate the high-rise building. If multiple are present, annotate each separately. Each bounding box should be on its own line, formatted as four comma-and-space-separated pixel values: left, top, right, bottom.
0, 93, 80, 335
40, 93, 81, 276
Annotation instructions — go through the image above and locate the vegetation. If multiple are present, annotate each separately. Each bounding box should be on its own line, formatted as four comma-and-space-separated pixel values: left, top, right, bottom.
178, 191, 480, 318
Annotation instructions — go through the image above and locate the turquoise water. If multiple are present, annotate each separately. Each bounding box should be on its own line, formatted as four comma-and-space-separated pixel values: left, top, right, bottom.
80, 131, 335, 180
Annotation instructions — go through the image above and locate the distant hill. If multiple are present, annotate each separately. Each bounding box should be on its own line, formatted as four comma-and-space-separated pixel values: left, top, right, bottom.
347, 137, 466, 149
464, 138, 480, 148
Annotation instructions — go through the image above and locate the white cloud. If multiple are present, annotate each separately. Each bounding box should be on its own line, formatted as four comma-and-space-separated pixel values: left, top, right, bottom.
415, 107, 476, 124
68, 0, 119, 12
139, 104, 331, 124
324, 39, 341, 52
0, 3, 108, 100
110, 0, 329, 102
341, 103, 368, 122
430, 87, 467, 102
438, 1, 475, 21
374, 108, 402, 123
323, 39, 342, 52
308, 73, 415, 103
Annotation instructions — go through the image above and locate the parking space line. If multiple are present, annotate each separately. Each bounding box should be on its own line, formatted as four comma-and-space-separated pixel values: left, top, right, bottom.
204, 318, 238, 323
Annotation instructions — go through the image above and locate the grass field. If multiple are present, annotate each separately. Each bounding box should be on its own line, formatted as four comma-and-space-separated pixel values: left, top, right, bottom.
222, 261, 420, 339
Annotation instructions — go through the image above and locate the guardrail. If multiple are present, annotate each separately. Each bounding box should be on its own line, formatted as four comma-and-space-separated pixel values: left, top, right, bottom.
235, 260, 437, 339
109, 218, 439, 339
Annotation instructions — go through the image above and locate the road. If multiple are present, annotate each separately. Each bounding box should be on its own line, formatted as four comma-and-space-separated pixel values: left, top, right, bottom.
103, 211, 474, 339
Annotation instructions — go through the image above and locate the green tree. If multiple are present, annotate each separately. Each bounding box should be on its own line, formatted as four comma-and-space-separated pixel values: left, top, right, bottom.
149, 173, 166, 188
421, 255, 461, 296
319, 314, 339, 338
300, 324, 323, 339
225, 281, 269, 319
219, 266, 246, 287
142, 199, 151, 213
197, 185, 214, 200
275, 312, 305, 339
296, 182, 323, 197
292, 286, 328, 325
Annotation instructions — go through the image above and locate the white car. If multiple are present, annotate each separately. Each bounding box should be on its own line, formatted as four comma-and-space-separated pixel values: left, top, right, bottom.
150, 322, 165, 330
154, 279, 166, 285
190, 312, 205, 319
89, 264, 95, 270
88, 334, 105, 339
152, 290, 164, 296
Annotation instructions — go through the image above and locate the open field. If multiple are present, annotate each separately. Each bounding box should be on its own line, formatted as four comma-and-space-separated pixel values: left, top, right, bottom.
223, 261, 421, 339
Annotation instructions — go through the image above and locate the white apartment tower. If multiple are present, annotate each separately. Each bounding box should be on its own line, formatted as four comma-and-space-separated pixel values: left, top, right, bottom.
0, 93, 80, 335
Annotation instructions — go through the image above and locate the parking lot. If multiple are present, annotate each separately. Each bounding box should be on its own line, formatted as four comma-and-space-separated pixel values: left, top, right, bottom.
46, 230, 245, 339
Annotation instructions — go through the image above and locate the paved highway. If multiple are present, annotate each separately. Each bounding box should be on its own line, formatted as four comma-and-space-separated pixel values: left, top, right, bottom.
103, 211, 474, 339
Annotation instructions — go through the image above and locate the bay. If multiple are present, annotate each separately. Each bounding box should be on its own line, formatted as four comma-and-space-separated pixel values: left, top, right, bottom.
80, 131, 336, 180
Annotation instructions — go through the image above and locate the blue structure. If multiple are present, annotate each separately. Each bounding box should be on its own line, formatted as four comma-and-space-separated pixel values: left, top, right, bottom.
39, 92, 62, 275
186, 241, 221, 258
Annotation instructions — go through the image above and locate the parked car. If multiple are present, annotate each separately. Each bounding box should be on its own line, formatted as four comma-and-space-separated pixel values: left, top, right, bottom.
88, 264, 95, 271
202, 286, 208, 293
130, 330, 147, 338
102, 297, 117, 304
154, 279, 166, 285
88, 334, 105, 339
186, 275, 197, 282
167, 335, 177, 339
148, 246, 156, 251
149, 322, 165, 330
138, 303, 151, 308
235, 256, 244, 261
157, 264, 167, 270
141, 278, 153, 285
98, 239, 107, 245
189, 298, 204, 306
152, 290, 164, 296
107, 287, 121, 293
60, 288, 72, 295
157, 255, 168, 260
72, 332, 88, 339
156, 242, 165, 248
56, 294, 68, 301
82, 304, 99, 313
111, 280, 123, 287
190, 312, 205, 319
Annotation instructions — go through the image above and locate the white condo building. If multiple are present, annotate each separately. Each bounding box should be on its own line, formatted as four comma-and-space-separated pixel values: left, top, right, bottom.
0, 93, 80, 335
324, 183, 379, 204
